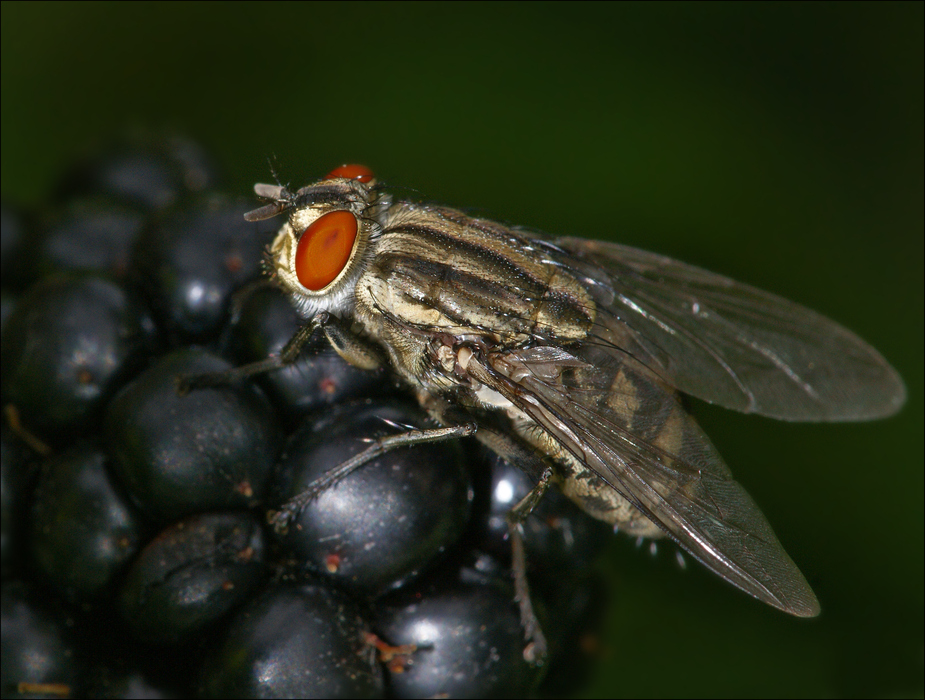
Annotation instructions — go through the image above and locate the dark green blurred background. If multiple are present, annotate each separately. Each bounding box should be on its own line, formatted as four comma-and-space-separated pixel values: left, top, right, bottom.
2, 3, 921, 697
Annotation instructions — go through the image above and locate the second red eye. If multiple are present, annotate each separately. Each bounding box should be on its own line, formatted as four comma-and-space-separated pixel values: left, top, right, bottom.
294, 210, 358, 291
324, 164, 374, 183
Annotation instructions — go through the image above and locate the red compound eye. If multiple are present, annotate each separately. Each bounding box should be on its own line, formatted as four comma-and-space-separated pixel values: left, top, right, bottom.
324, 164, 374, 183
295, 210, 358, 291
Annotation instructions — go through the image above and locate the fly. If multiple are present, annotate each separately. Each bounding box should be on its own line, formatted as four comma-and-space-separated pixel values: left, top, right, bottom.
180, 163, 906, 660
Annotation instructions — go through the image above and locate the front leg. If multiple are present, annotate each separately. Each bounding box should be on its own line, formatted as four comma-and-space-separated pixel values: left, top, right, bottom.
176, 312, 384, 393
321, 313, 385, 371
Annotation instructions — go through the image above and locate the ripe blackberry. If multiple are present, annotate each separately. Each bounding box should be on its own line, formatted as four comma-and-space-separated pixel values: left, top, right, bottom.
1, 136, 606, 698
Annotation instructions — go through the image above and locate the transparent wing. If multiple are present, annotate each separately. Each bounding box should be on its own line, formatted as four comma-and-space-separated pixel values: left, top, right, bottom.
465, 344, 821, 616
533, 236, 905, 421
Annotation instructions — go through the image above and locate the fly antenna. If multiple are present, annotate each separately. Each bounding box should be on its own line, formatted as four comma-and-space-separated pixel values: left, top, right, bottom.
244, 183, 295, 222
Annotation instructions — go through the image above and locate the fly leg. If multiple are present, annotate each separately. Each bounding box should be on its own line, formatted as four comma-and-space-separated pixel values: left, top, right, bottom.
267, 422, 477, 531
507, 465, 553, 664
175, 312, 384, 394
430, 399, 555, 665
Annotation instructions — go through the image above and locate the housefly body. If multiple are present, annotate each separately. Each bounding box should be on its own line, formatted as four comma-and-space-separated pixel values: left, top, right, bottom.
182, 164, 906, 660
